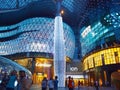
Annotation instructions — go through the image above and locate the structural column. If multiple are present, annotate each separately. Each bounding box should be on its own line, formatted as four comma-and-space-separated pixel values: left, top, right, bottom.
54, 0, 66, 87
31, 57, 36, 74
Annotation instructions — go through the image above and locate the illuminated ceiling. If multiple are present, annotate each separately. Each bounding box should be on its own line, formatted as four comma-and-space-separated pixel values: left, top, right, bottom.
0, 0, 119, 30
0, 0, 119, 59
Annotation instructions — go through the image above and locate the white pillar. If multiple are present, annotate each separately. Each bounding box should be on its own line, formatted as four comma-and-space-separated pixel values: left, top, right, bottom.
54, 16, 66, 87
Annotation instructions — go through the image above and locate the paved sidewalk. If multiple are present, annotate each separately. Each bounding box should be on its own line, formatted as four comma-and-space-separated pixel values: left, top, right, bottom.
30, 84, 116, 90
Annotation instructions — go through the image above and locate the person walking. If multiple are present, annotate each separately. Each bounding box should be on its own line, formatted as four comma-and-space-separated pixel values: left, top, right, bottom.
78, 80, 80, 90
48, 77, 54, 90
71, 78, 75, 89
41, 77, 47, 90
18, 70, 32, 90
6, 70, 18, 90
68, 76, 74, 90
1, 72, 9, 90
94, 81, 99, 90
54, 76, 58, 90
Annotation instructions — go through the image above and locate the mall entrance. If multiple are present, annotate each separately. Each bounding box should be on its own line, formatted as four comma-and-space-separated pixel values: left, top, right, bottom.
15, 57, 54, 84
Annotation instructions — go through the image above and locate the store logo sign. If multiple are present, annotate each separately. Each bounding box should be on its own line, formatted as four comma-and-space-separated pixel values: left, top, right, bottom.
70, 67, 78, 71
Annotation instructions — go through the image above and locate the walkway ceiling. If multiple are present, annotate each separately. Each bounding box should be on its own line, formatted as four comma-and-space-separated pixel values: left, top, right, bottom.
0, 0, 120, 59
0, 0, 119, 30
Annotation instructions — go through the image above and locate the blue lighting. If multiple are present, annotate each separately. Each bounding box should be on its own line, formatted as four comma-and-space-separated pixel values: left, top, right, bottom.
104, 12, 120, 28
80, 12, 120, 57
62, 0, 74, 12
54, 16, 66, 87
0, 0, 34, 9
0, 17, 75, 59
80, 21, 112, 56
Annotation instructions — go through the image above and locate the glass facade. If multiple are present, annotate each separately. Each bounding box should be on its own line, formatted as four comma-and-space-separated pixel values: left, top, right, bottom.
103, 12, 120, 28
83, 47, 120, 71
0, 17, 75, 59
80, 12, 120, 57
0, 0, 88, 12
0, 0, 36, 9
80, 21, 110, 56
0, 0, 17, 9
62, 0, 88, 13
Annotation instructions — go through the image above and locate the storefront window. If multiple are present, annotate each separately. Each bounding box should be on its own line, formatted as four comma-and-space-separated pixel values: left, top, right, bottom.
83, 47, 120, 71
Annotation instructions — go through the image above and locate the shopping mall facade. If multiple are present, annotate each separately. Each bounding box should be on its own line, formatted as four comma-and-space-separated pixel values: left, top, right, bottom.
0, 0, 120, 87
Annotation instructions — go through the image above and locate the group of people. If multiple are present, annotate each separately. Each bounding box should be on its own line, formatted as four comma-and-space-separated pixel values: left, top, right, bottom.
67, 76, 84, 90
41, 76, 58, 90
0, 70, 32, 90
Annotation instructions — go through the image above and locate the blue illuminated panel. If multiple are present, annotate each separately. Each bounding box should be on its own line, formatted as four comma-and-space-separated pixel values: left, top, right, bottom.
80, 21, 115, 57
104, 12, 120, 28
0, 17, 75, 59
0, 0, 88, 12
62, 0, 88, 13
0, 0, 36, 9
0, 0, 17, 9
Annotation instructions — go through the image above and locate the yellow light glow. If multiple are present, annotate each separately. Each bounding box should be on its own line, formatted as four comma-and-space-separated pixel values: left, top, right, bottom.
36, 63, 51, 67
83, 47, 120, 71
61, 10, 64, 15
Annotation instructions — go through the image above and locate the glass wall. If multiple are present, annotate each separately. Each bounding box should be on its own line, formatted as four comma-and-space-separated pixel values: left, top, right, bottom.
103, 12, 120, 28
80, 12, 120, 57
0, 0, 36, 9
80, 21, 111, 56
0, 0, 88, 11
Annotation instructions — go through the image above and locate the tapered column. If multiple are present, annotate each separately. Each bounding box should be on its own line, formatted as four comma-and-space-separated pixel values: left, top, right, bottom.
54, 0, 66, 87
54, 15, 66, 87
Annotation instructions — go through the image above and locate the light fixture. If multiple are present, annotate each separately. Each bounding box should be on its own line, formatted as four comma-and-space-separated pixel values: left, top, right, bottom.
61, 10, 64, 15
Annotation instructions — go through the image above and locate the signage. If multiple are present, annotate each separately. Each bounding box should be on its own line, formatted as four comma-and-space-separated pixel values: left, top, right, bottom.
70, 67, 78, 71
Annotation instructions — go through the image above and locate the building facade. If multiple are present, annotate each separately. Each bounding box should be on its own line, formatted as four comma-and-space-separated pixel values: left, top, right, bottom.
0, 17, 75, 83
81, 12, 120, 86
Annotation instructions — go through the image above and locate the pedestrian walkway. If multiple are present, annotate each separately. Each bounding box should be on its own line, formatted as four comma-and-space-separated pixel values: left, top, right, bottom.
30, 84, 116, 90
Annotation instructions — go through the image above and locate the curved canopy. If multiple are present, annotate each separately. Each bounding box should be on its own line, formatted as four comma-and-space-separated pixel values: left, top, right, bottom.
0, 56, 32, 77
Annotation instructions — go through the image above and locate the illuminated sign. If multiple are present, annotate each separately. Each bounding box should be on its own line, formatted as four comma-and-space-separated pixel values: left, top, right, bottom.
36, 63, 51, 67
66, 75, 84, 78
70, 67, 78, 71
